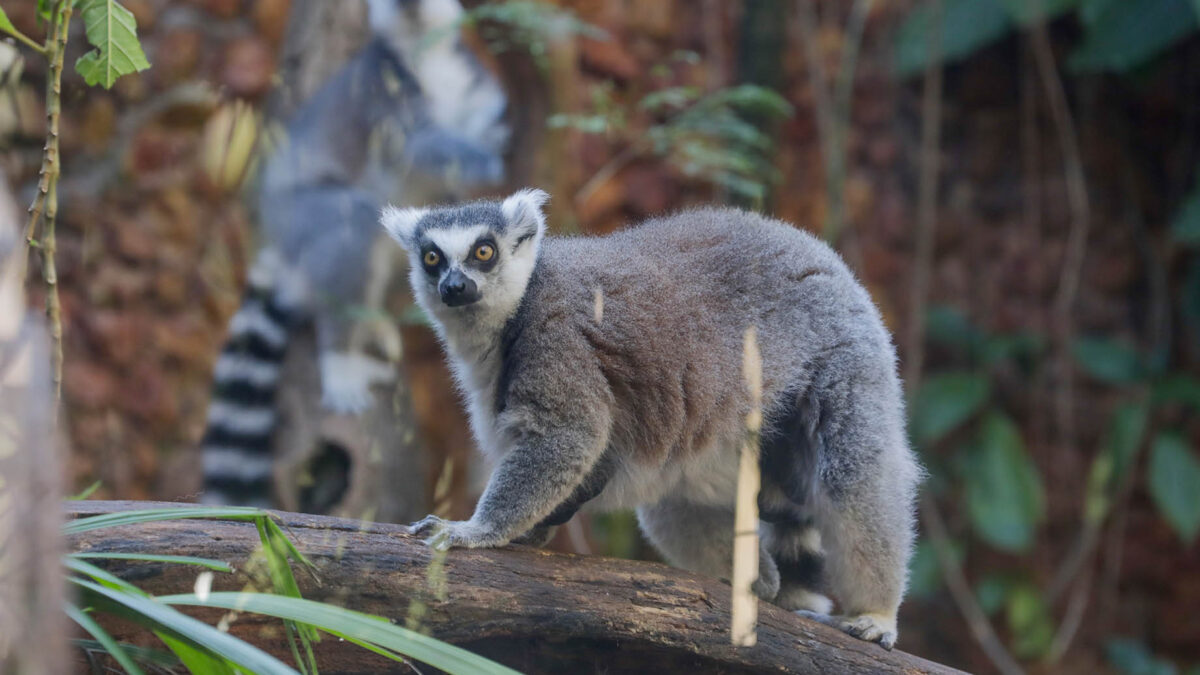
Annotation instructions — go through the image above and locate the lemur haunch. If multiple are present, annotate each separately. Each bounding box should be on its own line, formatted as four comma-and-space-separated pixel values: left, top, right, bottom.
200, 0, 508, 506
380, 190, 922, 650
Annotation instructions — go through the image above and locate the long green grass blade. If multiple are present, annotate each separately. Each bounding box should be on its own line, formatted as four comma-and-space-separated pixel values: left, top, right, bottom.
66, 556, 151, 597
160, 592, 521, 675
64, 506, 268, 535
71, 580, 297, 675
73, 639, 179, 668
65, 602, 148, 675
155, 631, 239, 675
69, 552, 234, 572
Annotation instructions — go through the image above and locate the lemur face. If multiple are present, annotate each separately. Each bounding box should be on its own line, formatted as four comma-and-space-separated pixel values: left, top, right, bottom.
381, 189, 549, 317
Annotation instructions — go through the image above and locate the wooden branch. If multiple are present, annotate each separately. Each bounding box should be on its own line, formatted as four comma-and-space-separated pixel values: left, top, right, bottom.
66, 501, 963, 675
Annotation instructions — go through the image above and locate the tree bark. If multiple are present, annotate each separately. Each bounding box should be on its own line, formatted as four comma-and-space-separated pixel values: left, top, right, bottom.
67, 501, 964, 675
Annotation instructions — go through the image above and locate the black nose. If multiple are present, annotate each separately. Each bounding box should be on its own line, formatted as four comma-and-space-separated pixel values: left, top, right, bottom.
439, 270, 481, 307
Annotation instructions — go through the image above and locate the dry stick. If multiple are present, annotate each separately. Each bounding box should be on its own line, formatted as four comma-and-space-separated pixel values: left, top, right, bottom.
1030, 10, 1090, 490
38, 0, 71, 401
904, 3, 1024, 674
731, 326, 763, 647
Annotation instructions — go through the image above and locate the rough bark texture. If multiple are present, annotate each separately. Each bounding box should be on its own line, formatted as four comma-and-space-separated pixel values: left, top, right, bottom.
67, 501, 961, 675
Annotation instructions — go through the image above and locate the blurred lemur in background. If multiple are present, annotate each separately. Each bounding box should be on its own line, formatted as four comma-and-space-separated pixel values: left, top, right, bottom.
382, 191, 921, 650
201, 0, 509, 506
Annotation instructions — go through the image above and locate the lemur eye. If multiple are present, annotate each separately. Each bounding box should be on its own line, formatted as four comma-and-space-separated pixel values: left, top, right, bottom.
423, 250, 440, 267
474, 243, 495, 262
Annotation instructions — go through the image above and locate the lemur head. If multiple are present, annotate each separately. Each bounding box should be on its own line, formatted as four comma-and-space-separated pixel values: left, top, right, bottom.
381, 189, 549, 330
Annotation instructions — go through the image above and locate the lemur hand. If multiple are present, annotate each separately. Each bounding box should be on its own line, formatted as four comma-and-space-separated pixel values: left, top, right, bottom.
319, 352, 395, 415
408, 514, 511, 550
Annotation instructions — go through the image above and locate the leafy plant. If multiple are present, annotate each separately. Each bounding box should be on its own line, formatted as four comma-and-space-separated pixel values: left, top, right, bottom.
895, 0, 1200, 76
0, 0, 151, 400
65, 506, 519, 674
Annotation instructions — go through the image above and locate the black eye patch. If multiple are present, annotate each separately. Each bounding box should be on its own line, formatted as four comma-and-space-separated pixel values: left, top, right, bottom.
419, 244, 445, 275
468, 237, 500, 272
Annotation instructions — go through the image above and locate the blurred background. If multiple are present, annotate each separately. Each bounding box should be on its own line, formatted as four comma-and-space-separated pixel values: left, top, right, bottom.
2, 0, 1199, 672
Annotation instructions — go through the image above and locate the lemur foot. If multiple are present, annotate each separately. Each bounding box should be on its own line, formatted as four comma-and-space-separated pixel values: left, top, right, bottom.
796, 610, 898, 651
752, 559, 781, 601
319, 352, 395, 415
408, 514, 509, 551
775, 586, 833, 614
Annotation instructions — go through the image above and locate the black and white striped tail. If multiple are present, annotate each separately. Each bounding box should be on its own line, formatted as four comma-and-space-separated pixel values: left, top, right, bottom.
200, 254, 298, 507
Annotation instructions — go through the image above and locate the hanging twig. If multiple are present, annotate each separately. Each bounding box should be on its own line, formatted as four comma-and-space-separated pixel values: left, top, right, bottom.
903, 2, 1024, 673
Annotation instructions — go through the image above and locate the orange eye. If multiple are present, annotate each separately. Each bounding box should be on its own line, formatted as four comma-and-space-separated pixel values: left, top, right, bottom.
474, 243, 495, 262
423, 250, 440, 267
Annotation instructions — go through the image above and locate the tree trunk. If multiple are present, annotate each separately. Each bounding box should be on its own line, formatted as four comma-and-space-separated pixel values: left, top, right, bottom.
67, 501, 964, 675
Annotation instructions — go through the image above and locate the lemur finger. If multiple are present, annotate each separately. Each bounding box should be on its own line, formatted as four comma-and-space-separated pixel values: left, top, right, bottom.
407, 514, 447, 536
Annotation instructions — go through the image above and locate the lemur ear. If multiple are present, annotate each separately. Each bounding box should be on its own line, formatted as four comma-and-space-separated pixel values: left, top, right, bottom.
501, 188, 550, 241
380, 205, 428, 249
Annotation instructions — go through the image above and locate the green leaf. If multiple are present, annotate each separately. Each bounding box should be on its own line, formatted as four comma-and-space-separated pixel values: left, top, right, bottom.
69, 480, 102, 500
974, 575, 1011, 616
69, 552, 234, 572
910, 372, 992, 444
1107, 401, 1151, 477
1147, 432, 1200, 545
1152, 375, 1200, 411
907, 539, 963, 598
925, 305, 983, 350
1183, 259, 1200, 336
0, 8, 17, 37
1072, 337, 1145, 384
71, 579, 296, 675
894, 0, 1013, 77
66, 603, 149, 675
1172, 187, 1200, 246
1006, 583, 1054, 659
64, 505, 268, 535
160, 592, 522, 675
74, 0, 151, 89
1069, 0, 1198, 72
155, 632, 239, 675
997, 0, 1082, 24
72, 639, 179, 668
1106, 637, 1179, 675
962, 412, 1045, 552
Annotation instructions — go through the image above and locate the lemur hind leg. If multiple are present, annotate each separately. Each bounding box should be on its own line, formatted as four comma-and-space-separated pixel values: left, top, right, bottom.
800, 366, 920, 651
637, 499, 780, 601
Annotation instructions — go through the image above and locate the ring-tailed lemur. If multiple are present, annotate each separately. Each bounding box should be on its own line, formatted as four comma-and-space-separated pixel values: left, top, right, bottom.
380, 190, 922, 650
200, 0, 509, 506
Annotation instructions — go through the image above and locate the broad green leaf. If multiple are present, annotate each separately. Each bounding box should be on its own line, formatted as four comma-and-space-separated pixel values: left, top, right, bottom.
894, 0, 1013, 77
1085, 400, 1149, 523
1106, 637, 1179, 675
962, 412, 1045, 552
71, 580, 296, 675
1172, 187, 1200, 246
974, 575, 1011, 616
1072, 337, 1145, 384
1147, 433, 1200, 545
74, 0, 151, 89
998, 0, 1081, 24
66, 603, 148, 675
907, 539, 963, 598
160, 592, 522, 675
925, 305, 982, 350
1069, 0, 1198, 72
0, 8, 17, 37
69, 552, 234, 572
910, 372, 992, 444
1006, 583, 1054, 659
1152, 375, 1200, 411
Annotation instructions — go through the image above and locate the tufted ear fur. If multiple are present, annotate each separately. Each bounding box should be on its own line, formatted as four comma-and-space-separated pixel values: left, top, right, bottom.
501, 188, 550, 244
380, 205, 429, 249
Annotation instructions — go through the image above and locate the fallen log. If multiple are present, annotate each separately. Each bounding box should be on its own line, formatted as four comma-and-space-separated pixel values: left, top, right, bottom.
66, 501, 963, 674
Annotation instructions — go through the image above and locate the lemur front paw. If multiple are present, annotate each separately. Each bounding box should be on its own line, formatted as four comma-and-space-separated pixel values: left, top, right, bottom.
408, 515, 510, 551
796, 611, 898, 651
319, 353, 395, 415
